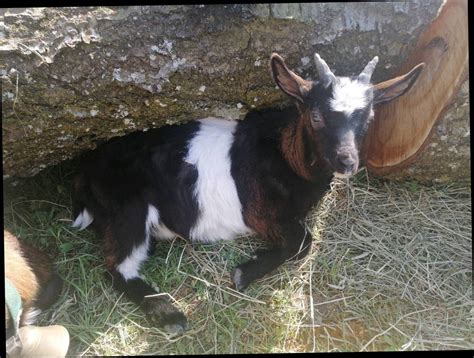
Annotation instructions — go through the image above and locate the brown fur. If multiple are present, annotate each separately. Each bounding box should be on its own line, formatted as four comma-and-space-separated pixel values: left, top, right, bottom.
271, 53, 312, 102
4, 230, 59, 331
280, 110, 315, 181
103, 224, 118, 271
243, 179, 281, 241
4, 230, 40, 327
20, 242, 55, 287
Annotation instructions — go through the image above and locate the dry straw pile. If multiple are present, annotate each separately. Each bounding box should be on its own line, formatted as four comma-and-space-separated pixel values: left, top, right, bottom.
5, 167, 472, 353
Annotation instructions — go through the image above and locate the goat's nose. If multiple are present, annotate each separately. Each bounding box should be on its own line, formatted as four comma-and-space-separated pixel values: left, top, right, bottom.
337, 153, 355, 168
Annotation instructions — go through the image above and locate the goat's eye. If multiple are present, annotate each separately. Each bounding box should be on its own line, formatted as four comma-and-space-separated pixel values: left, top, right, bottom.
311, 108, 323, 125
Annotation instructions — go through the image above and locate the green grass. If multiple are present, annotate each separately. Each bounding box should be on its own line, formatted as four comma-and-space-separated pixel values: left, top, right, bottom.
3, 162, 473, 354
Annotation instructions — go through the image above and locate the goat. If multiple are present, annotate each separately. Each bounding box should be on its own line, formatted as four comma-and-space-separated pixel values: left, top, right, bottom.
72, 52, 424, 333
5, 230, 65, 352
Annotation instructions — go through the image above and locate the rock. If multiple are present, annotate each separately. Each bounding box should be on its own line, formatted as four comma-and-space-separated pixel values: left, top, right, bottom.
3, 3, 461, 181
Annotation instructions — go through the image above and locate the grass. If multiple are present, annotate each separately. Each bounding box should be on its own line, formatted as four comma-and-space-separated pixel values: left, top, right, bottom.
3, 160, 473, 354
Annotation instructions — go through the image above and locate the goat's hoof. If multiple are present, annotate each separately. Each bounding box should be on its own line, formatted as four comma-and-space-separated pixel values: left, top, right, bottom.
231, 267, 249, 292
141, 297, 188, 334
162, 312, 189, 334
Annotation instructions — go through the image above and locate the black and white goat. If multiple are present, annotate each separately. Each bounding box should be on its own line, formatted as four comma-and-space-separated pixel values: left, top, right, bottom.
72, 52, 424, 332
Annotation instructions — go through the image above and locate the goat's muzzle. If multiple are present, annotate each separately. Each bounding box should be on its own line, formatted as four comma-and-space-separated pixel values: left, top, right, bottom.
334, 151, 359, 177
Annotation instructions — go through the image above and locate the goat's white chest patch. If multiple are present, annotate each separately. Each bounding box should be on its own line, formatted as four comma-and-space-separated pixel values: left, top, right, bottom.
185, 118, 254, 242
330, 77, 370, 116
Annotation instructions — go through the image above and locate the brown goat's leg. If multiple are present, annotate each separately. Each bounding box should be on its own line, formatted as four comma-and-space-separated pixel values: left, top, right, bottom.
231, 220, 312, 291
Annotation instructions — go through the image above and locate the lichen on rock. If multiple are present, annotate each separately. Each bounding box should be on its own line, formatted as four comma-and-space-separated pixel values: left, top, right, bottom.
3, 2, 467, 183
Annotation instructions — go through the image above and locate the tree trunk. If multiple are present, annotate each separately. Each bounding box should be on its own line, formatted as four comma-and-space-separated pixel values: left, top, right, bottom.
1, 2, 467, 183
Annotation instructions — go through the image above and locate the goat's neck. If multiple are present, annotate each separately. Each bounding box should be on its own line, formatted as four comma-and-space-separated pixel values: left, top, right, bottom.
280, 111, 320, 181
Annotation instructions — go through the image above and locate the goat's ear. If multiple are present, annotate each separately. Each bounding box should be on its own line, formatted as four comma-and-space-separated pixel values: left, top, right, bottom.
270, 53, 312, 103
373, 63, 425, 106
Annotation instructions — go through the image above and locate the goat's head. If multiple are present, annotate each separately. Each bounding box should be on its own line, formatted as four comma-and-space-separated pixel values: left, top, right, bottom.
270, 52, 424, 178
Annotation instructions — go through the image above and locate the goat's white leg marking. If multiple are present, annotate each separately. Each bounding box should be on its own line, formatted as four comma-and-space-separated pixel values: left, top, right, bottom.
72, 208, 94, 230
185, 118, 253, 242
116, 205, 176, 281
146, 204, 176, 240
116, 237, 150, 281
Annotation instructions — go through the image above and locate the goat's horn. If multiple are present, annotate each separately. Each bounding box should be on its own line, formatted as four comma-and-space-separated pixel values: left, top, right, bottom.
314, 53, 336, 88
358, 56, 379, 83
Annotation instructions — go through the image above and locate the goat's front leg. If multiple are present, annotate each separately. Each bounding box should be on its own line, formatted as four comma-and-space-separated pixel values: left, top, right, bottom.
231, 220, 312, 291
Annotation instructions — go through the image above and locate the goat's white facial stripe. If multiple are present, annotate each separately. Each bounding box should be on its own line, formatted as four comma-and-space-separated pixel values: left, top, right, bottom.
185, 118, 254, 242
339, 129, 356, 148
330, 77, 370, 116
